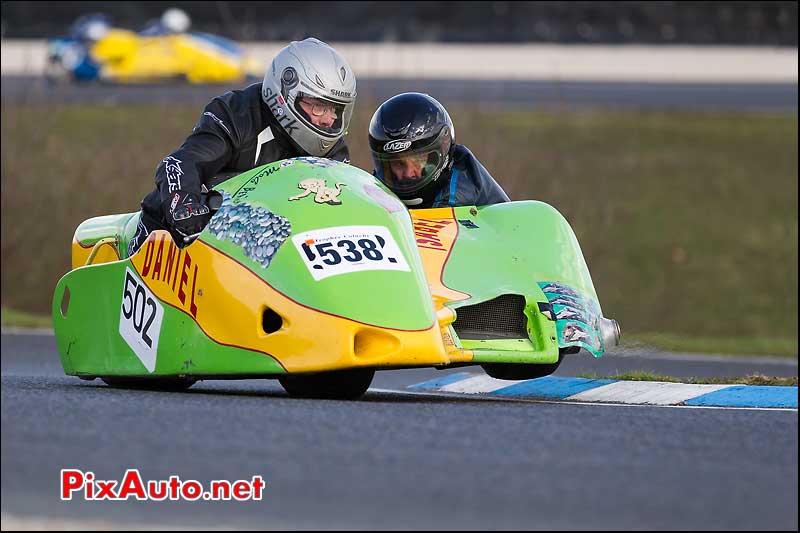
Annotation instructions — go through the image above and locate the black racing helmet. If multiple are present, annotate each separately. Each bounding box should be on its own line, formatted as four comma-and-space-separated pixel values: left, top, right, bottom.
368, 93, 455, 203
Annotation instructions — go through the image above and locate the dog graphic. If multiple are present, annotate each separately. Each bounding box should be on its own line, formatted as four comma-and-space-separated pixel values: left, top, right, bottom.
289, 178, 346, 205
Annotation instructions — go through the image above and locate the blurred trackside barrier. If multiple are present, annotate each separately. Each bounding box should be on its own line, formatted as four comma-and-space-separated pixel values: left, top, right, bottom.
1, 1, 796, 45
1, 40, 798, 83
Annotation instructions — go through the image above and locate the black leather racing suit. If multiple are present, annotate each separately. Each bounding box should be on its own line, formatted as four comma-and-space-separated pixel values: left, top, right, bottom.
129, 82, 349, 255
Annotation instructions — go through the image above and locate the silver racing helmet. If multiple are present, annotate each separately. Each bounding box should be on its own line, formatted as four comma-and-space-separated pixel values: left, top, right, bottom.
262, 38, 356, 157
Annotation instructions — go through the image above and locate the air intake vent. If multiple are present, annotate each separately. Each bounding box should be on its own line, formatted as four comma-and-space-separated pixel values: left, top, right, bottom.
452, 294, 528, 340
262, 307, 283, 334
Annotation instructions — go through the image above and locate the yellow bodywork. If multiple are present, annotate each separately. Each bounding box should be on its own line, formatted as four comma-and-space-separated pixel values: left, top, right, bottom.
90, 29, 251, 84
70, 208, 479, 372
123, 231, 454, 372
409, 208, 474, 363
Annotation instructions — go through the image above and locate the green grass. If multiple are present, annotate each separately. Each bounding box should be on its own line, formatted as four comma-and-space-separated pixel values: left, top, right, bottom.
622, 333, 797, 358
1, 307, 53, 329
577, 370, 797, 387
1, 102, 796, 355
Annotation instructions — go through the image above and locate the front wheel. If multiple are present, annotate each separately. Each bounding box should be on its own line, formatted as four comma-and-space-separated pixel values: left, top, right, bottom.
481, 348, 573, 380
279, 368, 375, 400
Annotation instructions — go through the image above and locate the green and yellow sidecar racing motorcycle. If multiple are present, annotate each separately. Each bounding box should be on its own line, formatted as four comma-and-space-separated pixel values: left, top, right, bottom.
53, 157, 620, 399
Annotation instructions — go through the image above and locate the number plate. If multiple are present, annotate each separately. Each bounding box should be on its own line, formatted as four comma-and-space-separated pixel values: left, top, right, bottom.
292, 225, 410, 281
119, 267, 164, 372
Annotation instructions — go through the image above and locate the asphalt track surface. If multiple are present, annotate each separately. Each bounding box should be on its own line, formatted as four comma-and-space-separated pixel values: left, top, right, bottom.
2, 75, 797, 110
2, 331, 797, 530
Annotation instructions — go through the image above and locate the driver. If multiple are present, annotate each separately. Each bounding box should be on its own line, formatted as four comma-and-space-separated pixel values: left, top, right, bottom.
368, 92, 509, 208
139, 8, 192, 36
128, 38, 356, 255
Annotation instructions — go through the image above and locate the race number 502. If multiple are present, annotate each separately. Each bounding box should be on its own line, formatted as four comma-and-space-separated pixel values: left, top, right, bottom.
119, 267, 164, 373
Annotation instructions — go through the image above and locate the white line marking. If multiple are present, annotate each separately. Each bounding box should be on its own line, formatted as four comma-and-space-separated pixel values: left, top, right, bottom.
438, 374, 518, 394
566, 381, 733, 405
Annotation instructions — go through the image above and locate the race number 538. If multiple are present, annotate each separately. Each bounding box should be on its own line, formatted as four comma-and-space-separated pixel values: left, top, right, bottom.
119, 267, 164, 372
292, 225, 410, 281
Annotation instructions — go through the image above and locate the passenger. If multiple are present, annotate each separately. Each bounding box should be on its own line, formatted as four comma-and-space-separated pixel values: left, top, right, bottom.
47, 13, 111, 81
368, 92, 509, 208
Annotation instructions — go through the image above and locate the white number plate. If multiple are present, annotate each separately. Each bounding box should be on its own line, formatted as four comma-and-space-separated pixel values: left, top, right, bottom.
292, 225, 410, 281
119, 267, 164, 372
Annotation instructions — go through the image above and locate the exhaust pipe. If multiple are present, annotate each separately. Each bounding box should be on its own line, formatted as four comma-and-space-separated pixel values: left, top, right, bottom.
599, 318, 621, 348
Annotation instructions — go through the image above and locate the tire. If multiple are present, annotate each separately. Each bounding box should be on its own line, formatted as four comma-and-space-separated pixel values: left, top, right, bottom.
101, 377, 197, 391
481, 349, 572, 380
279, 368, 375, 400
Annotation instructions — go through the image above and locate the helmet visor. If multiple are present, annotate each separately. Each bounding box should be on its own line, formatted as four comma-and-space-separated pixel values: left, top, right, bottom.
373, 147, 445, 196
293, 92, 348, 137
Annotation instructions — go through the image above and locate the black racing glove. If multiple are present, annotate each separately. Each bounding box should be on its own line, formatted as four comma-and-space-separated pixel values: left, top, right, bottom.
163, 190, 212, 236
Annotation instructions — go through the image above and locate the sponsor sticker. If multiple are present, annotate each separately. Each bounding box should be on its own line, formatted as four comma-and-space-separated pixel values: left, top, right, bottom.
207, 192, 291, 270
292, 225, 410, 281
293, 156, 343, 168
119, 267, 164, 372
288, 178, 346, 205
554, 306, 589, 323
384, 140, 412, 153
413, 217, 453, 251
538, 280, 604, 354
561, 321, 591, 343
547, 294, 585, 310
364, 183, 405, 213
539, 282, 580, 298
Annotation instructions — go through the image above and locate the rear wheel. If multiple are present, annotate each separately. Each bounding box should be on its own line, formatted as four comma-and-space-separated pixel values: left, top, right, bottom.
279, 368, 374, 400
101, 377, 197, 391
481, 348, 574, 380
